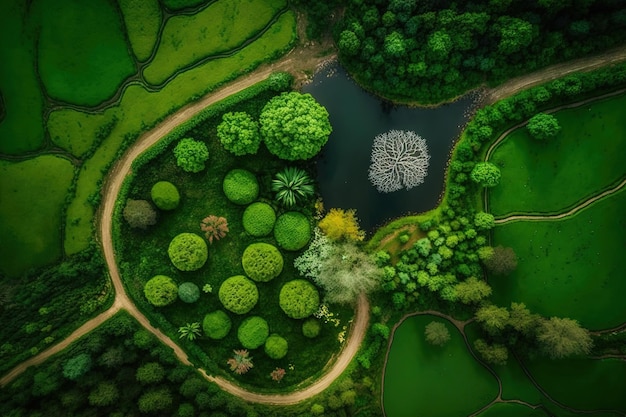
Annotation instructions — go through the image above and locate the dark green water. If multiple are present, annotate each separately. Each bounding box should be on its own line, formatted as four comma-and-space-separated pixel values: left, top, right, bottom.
302, 63, 476, 232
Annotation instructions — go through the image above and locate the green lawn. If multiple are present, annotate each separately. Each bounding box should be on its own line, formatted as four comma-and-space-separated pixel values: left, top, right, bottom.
0, 156, 74, 277
476, 402, 548, 417
162, 0, 208, 10
63, 11, 296, 255
0, 0, 45, 155
490, 188, 626, 330
524, 356, 626, 412
143, 0, 286, 85
37, 0, 135, 106
118, 0, 162, 62
383, 315, 498, 417
488, 94, 626, 217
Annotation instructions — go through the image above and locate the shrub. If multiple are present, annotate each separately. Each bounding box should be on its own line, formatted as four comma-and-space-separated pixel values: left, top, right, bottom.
484, 246, 518, 276
302, 318, 321, 338
271, 167, 315, 207
279, 280, 320, 319
242, 202, 276, 236
136, 362, 165, 384
200, 215, 229, 243
217, 111, 262, 156
318, 208, 365, 242
173, 138, 209, 173
237, 316, 269, 349
222, 169, 259, 205
202, 310, 232, 340
424, 321, 451, 346
218, 275, 259, 314
265, 334, 288, 359
242, 243, 283, 282
144, 275, 178, 307
260, 92, 332, 160
274, 211, 311, 251
178, 282, 200, 303
168, 233, 208, 271
474, 212, 495, 230
63, 353, 92, 381
150, 181, 180, 210
123, 199, 157, 229
227, 349, 253, 374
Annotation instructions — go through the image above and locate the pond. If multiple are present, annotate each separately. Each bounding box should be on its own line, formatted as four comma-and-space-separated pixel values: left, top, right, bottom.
302, 63, 476, 233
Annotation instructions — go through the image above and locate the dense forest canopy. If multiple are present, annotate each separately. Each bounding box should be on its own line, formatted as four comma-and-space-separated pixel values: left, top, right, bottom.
335, 0, 626, 103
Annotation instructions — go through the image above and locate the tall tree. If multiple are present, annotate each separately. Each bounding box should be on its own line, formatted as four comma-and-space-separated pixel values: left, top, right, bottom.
536, 317, 593, 359
476, 304, 510, 335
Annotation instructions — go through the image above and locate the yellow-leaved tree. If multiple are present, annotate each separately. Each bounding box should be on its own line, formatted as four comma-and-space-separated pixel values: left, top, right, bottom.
318, 208, 365, 242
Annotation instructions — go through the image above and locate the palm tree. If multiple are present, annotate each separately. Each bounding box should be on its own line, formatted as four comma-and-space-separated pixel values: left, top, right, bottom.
271, 167, 315, 207
178, 322, 201, 341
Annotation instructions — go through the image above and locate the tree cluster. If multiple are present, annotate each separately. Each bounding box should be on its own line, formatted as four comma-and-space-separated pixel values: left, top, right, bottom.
336, 0, 626, 103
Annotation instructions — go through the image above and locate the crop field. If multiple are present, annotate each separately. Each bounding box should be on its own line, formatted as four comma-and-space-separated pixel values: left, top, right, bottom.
0, 156, 74, 277
144, 0, 286, 85
524, 356, 626, 412
0, 0, 45, 155
383, 315, 498, 417
490, 188, 626, 329
118, 0, 162, 62
489, 94, 626, 217
37, 0, 135, 106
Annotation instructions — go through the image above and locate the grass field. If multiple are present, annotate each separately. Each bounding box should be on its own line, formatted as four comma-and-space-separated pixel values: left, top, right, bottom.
383, 315, 498, 417
0, 156, 74, 277
118, 0, 162, 62
488, 94, 626, 217
476, 402, 548, 417
0, 0, 45, 155
489, 188, 626, 330
143, 0, 286, 85
162, 0, 207, 10
37, 0, 135, 106
63, 11, 296, 255
524, 356, 626, 412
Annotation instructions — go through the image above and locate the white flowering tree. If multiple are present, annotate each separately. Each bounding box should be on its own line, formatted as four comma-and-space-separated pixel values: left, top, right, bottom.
368, 130, 430, 193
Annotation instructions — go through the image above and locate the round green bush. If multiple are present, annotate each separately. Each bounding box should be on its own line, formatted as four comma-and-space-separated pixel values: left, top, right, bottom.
178, 282, 200, 303
242, 202, 276, 237
279, 280, 320, 319
150, 181, 180, 210
242, 243, 283, 282
274, 211, 311, 251
237, 316, 269, 349
264, 334, 288, 359
302, 318, 321, 338
144, 275, 178, 307
222, 169, 259, 205
202, 310, 232, 340
218, 275, 259, 314
167, 233, 208, 271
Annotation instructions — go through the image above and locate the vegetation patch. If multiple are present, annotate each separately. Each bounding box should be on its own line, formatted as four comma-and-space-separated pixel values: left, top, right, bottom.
219, 275, 259, 315
237, 316, 269, 349
37, 0, 134, 106
151, 181, 180, 210
118, 0, 162, 62
144, 275, 178, 307
274, 211, 311, 251
143, 0, 286, 85
490, 188, 626, 329
0, 156, 74, 277
202, 310, 232, 340
383, 315, 498, 417
167, 233, 208, 271
223, 168, 259, 205
279, 280, 320, 319
489, 94, 626, 216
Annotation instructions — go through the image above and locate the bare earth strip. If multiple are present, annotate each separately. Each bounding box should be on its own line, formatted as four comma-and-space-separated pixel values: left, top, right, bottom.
3, 42, 626, 403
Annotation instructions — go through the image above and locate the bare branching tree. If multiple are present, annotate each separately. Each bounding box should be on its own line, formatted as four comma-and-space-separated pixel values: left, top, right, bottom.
368, 130, 430, 193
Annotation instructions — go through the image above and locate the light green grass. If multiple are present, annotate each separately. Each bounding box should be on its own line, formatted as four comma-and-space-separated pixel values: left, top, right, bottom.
63, 11, 296, 254
489, 94, 626, 217
524, 356, 626, 412
0, 0, 45, 154
143, 0, 285, 85
0, 156, 74, 277
383, 315, 498, 417
118, 0, 162, 62
490, 188, 626, 329
48, 108, 118, 158
37, 0, 135, 106
162, 0, 207, 9
476, 402, 548, 417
